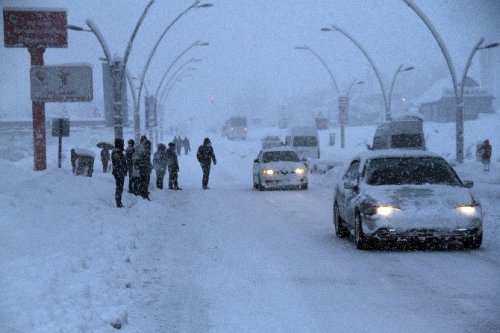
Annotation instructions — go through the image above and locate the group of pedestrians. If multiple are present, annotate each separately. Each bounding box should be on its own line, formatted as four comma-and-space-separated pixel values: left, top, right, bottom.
173, 135, 191, 156
110, 135, 217, 208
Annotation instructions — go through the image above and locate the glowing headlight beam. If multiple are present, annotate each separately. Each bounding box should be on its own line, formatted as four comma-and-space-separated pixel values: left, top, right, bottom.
262, 169, 274, 175
294, 168, 305, 174
457, 205, 476, 216
376, 206, 400, 216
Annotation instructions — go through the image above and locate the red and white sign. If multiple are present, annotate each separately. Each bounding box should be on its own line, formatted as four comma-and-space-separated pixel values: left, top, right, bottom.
3, 8, 67, 48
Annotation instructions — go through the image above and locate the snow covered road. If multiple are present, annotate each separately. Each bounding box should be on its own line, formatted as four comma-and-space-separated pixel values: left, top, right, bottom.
1, 123, 499, 332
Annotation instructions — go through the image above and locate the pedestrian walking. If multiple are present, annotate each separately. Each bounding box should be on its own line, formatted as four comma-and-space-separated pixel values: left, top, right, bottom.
182, 136, 191, 155
196, 137, 217, 189
175, 135, 183, 155
100, 147, 110, 173
478, 139, 492, 171
111, 138, 127, 208
153, 143, 168, 189
125, 139, 135, 193
166, 142, 181, 190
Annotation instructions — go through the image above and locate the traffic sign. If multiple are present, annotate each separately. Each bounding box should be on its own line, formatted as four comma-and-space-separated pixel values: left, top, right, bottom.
3, 8, 67, 48
30, 65, 93, 102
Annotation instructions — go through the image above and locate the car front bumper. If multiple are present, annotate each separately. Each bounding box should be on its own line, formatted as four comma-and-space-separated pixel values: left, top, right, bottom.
361, 211, 483, 242
262, 174, 307, 189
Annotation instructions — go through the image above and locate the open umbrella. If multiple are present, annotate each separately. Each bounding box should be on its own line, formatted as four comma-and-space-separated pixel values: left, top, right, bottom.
96, 142, 114, 150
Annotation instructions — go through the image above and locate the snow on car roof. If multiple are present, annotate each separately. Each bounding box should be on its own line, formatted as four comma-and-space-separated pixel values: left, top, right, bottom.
354, 149, 442, 161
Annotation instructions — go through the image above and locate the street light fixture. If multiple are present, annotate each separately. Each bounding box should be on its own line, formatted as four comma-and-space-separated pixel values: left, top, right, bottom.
322, 24, 394, 121
388, 65, 415, 115
295, 44, 365, 149
133, 0, 212, 142
67, 0, 155, 140
403, 0, 498, 163
152, 42, 209, 141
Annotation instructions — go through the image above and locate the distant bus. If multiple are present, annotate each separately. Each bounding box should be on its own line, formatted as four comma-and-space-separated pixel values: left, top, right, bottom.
222, 116, 247, 140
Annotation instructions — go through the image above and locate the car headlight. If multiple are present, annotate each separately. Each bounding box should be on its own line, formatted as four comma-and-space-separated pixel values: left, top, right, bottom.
375, 206, 400, 217
294, 167, 306, 175
456, 205, 478, 216
262, 169, 274, 175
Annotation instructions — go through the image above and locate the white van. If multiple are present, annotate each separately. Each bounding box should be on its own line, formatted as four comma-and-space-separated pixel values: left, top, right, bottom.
284, 126, 320, 159
371, 115, 426, 150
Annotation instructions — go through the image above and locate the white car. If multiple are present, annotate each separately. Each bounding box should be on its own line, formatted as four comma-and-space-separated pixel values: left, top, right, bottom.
253, 148, 308, 190
333, 150, 483, 250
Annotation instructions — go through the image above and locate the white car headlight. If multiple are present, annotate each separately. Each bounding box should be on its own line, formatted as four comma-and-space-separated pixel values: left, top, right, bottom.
294, 167, 306, 175
456, 205, 477, 216
262, 169, 274, 175
376, 206, 400, 217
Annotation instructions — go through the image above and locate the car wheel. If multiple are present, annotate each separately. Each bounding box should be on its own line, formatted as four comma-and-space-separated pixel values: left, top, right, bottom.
334, 202, 349, 238
463, 232, 482, 249
301, 183, 308, 190
258, 176, 265, 191
354, 212, 370, 250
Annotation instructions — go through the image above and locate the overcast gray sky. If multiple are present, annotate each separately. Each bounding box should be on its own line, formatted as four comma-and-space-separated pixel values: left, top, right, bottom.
1, 0, 499, 128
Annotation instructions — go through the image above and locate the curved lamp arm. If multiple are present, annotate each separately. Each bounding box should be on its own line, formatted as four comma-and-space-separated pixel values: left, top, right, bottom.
122, 0, 156, 69
460, 38, 484, 100
402, 0, 459, 101
330, 24, 389, 119
85, 19, 112, 63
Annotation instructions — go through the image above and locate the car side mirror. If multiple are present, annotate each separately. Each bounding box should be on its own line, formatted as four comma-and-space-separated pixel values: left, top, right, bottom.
254, 159, 259, 163
343, 181, 357, 190
463, 180, 474, 188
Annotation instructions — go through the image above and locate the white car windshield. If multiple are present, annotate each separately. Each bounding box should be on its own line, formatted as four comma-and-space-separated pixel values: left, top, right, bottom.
263, 151, 300, 163
364, 157, 462, 186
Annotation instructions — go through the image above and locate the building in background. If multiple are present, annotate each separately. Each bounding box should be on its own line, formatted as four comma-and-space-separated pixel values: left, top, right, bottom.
418, 77, 495, 122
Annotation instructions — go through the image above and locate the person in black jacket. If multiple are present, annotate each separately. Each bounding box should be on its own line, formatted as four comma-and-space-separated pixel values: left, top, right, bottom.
101, 148, 110, 173
137, 139, 152, 200
153, 143, 168, 189
111, 138, 127, 208
125, 139, 135, 193
197, 137, 216, 189
166, 142, 181, 190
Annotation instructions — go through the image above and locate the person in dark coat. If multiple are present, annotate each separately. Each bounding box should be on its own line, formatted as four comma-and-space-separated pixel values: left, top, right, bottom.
100, 148, 110, 173
137, 139, 152, 200
182, 136, 191, 155
111, 138, 127, 208
479, 139, 492, 171
153, 143, 168, 189
132, 135, 147, 196
166, 142, 181, 190
71, 148, 77, 174
197, 137, 216, 189
125, 139, 135, 193
175, 136, 183, 155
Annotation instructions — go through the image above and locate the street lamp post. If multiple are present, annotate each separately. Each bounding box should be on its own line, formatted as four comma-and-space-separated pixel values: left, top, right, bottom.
388, 65, 414, 115
133, 0, 212, 142
402, 0, 498, 163
156, 65, 198, 142
67, 0, 155, 140
152, 42, 207, 141
322, 25, 392, 121
295, 45, 364, 149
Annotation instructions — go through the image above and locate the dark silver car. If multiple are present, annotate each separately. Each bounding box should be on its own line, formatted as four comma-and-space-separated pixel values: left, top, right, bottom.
333, 150, 483, 250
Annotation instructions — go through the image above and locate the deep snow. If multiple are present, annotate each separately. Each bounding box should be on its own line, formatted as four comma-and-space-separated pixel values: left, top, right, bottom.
1, 114, 499, 332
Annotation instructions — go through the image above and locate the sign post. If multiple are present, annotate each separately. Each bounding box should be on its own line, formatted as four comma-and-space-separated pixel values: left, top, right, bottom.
338, 96, 349, 149
52, 118, 70, 168
3, 8, 67, 171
